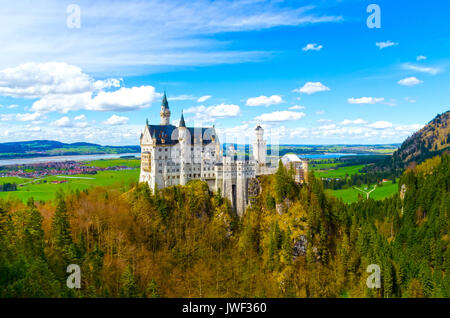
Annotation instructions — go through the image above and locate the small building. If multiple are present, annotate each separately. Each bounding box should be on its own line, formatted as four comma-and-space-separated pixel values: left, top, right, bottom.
281, 154, 308, 184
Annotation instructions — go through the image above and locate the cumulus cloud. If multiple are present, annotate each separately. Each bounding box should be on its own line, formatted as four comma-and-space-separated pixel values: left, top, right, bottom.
197, 95, 212, 103
184, 103, 241, 122
368, 121, 393, 129
16, 112, 44, 122
293, 82, 330, 94
103, 115, 129, 125
255, 111, 305, 122
0, 62, 159, 113
347, 97, 385, 104
416, 55, 427, 61
398, 77, 423, 87
246, 95, 283, 107
51, 116, 73, 127
302, 43, 323, 51
375, 41, 398, 49
74, 114, 86, 121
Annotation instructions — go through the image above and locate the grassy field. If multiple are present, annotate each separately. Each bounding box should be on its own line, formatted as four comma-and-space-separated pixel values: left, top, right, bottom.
327, 181, 398, 204
313, 164, 366, 178
0, 158, 140, 202
82, 158, 141, 168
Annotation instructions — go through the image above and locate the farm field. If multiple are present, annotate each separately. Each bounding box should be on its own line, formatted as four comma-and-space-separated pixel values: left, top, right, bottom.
0, 159, 140, 202
327, 181, 398, 204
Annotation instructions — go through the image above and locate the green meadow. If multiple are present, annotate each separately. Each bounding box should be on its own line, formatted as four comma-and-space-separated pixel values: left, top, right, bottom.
0, 159, 140, 202
327, 181, 398, 204
311, 161, 398, 203
312, 164, 366, 178
82, 158, 141, 168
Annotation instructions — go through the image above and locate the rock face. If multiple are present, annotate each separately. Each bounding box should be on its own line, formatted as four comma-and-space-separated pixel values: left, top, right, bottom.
293, 235, 308, 258
400, 184, 407, 201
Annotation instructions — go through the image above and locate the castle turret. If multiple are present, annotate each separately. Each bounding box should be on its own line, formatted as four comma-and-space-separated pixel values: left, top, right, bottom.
160, 91, 171, 125
178, 112, 188, 185
253, 125, 266, 165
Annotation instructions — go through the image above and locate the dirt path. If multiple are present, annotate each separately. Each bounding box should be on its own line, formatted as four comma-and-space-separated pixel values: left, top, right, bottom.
353, 185, 377, 199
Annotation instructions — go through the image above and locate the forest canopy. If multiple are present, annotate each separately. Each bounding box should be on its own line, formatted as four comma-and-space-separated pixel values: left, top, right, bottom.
0, 154, 448, 298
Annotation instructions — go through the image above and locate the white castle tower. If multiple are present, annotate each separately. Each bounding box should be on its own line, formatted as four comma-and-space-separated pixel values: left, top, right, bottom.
253, 125, 266, 165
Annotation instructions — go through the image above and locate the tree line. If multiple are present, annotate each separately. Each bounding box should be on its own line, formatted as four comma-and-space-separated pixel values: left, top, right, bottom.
0, 154, 448, 297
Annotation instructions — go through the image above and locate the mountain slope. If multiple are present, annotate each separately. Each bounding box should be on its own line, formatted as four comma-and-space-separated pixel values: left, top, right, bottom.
373, 111, 450, 171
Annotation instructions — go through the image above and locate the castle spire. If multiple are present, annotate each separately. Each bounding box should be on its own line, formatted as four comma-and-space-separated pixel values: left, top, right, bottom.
179, 111, 186, 128
160, 91, 171, 125
161, 91, 169, 109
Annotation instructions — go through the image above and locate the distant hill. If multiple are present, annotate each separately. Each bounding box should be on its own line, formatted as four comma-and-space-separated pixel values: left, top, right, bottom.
0, 140, 140, 159
371, 111, 450, 171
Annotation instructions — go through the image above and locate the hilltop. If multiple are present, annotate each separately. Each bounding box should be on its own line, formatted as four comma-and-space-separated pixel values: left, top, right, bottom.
370, 111, 450, 171
0, 140, 140, 159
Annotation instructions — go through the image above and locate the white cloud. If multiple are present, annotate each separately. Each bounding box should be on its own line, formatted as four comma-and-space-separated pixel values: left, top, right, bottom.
88, 86, 157, 112
416, 55, 427, 61
319, 124, 336, 130
302, 43, 323, 51
16, 112, 43, 122
315, 111, 325, 115
401, 63, 442, 75
103, 115, 129, 125
7, 104, 18, 109
293, 82, 330, 94
255, 111, 305, 122
340, 118, 367, 125
347, 97, 385, 104
184, 103, 241, 122
398, 77, 423, 87
0, 62, 159, 113
197, 95, 212, 103
51, 116, 73, 127
74, 114, 86, 121
404, 97, 416, 103
246, 95, 283, 107
289, 105, 305, 110
376, 41, 398, 49
368, 121, 392, 129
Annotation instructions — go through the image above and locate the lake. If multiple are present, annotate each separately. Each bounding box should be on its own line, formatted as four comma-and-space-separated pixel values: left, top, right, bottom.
0, 153, 141, 166
0, 152, 374, 167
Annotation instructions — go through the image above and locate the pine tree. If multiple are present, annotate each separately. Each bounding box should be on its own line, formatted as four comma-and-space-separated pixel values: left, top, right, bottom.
120, 265, 139, 298
50, 190, 75, 262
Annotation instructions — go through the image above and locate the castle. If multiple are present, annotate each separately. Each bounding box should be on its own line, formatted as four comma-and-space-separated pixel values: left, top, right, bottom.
139, 93, 269, 216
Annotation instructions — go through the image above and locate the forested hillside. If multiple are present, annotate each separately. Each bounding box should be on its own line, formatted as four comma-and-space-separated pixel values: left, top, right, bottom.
370, 111, 449, 172
0, 155, 448, 297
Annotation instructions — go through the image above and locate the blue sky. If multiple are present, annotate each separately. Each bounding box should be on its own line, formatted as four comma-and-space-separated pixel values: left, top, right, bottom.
0, 0, 449, 145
